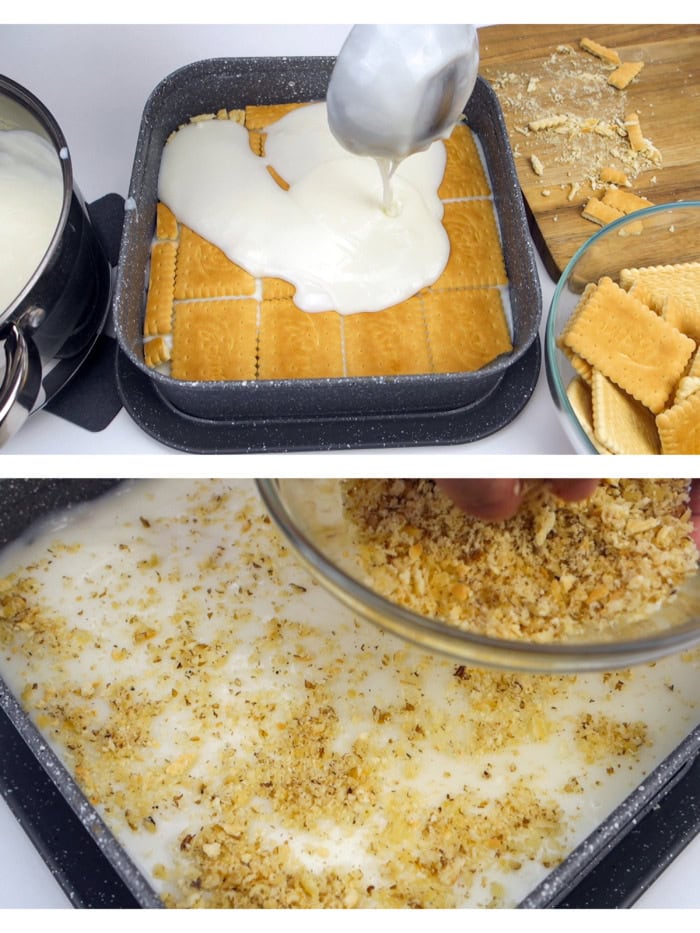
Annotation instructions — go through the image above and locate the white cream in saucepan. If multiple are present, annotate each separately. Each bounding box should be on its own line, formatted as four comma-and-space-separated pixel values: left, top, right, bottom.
157, 103, 449, 314
0, 129, 63, 312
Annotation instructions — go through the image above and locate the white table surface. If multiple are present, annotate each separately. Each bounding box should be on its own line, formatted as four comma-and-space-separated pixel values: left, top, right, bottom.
0, 23, 698, 910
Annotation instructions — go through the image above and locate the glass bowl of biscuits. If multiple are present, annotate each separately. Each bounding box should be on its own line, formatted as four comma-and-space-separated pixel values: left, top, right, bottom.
256, 477, 700, 673
545, 201, 700, 455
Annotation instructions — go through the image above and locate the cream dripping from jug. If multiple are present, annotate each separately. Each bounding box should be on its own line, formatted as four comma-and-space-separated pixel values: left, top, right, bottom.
157, 25, 480, 315
326, 24, 480, 214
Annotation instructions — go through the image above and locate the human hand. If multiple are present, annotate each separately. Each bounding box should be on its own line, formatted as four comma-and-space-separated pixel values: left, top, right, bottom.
690, 481, 700, 550
435, 479, 600, 521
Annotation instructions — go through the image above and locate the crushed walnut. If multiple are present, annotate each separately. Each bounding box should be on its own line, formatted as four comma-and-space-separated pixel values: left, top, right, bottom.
341, 479, 697, 642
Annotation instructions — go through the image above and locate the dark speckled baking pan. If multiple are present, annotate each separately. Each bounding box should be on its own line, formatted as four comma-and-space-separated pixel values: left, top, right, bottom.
0, 480, 162, 909
1, 480, 700, 908
112, 58, 541, 431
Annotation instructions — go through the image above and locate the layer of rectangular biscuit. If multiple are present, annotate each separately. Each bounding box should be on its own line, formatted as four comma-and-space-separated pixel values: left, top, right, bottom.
156, 202, 178, 240
143, 241, 177, 336
261, 277, 295, 300
145, 103, 511, 382
557, 282, 598, 346
244, 102, 307, 131
258, 298, 343, 379
563, 348, 594, 384
174, 226, 257, 300
344, 296, 431, 377
562, 277, 695, 414
423, 287, 512, 373
171, 300, 258, 381
439, 200, 508, 288
438, 124, 491, 199
626, 281, 663, 313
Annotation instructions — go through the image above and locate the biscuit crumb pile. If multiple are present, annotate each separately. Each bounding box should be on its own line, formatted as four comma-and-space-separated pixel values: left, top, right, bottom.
342, 479, 697, 641
483, 35, 661, 228
143, 105, 511, 382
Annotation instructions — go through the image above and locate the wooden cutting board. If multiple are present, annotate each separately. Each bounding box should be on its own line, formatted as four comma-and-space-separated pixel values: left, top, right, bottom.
478, 25, 700, 280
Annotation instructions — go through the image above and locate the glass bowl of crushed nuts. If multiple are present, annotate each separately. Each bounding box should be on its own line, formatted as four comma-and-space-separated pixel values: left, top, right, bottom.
545, 201, 700, 455
256, 477, 700, 673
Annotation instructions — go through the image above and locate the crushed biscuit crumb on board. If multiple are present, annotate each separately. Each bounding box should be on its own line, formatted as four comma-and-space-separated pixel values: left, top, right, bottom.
0, 479, 698, 908
479, 24, 700, 279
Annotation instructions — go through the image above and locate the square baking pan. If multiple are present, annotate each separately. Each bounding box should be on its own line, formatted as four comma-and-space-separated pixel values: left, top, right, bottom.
112, 57, 541, 424
1, 479, 699, 909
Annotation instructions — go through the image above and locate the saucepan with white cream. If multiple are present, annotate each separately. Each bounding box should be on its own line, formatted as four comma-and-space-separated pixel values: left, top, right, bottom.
0, 75, 111, 445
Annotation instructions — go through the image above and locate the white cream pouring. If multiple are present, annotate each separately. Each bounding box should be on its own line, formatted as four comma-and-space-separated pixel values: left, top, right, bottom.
0, 129, 63, 312
326, 26, 479, 214
157, 102, 449, 314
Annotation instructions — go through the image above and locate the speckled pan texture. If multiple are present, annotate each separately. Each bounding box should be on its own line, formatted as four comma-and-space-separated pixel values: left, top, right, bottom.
112, 57, 541, 422
0, 480, 162, 909
0, 480, 698, 909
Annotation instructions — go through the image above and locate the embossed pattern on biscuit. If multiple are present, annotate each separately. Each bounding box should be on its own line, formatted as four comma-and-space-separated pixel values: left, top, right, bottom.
171, 300, 258, 381
258, 298, 343, 379
423, 287, 512, 373
621, 262, 700, 342
562, 276, 695, 414
438, 124, 491, 199
439, 200, 509, 288
344, 296, 431, 377
174, 226, 257, 300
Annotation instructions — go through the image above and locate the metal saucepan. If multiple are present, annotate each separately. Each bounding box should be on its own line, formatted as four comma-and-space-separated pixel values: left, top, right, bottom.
0, 75, 112, 445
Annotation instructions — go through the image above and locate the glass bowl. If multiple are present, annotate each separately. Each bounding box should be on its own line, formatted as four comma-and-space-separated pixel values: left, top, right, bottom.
256, 478, 700, 673
545, 201, 700, 455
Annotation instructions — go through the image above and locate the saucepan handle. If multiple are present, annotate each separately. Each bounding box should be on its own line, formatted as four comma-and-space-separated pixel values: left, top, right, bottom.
0, 321, 42, 446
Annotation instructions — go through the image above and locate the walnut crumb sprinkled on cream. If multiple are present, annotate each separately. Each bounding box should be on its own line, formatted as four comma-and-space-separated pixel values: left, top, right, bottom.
0, 479, 698, 909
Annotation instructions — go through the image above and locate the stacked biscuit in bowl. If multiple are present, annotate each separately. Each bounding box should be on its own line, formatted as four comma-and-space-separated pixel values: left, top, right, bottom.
546, 202, 700, 454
